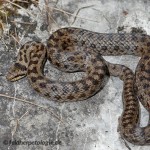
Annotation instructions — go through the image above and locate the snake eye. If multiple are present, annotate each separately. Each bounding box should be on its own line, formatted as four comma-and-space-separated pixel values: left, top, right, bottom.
14, 63, 27, 71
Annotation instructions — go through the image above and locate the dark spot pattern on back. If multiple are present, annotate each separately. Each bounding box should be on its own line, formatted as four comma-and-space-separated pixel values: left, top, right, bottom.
7, 28, 150, 145
39, 82, 47, 88
67, 94, 75, 100
147, 42, 150, 47
30, 77, 37, 83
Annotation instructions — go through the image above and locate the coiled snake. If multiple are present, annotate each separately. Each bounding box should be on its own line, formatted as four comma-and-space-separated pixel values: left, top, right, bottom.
6, 27, 150, 145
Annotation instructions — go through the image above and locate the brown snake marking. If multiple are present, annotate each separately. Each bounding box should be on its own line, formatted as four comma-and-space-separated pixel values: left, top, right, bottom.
6, 27, 150, 145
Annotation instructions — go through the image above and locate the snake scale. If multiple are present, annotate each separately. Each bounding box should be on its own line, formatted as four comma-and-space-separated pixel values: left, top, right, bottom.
6, 27, 150, 145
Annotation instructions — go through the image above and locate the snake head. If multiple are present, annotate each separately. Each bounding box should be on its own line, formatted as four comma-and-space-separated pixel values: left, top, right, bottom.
6, 63, 27, 81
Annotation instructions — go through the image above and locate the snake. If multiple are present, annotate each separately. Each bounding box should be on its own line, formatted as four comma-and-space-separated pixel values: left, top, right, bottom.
6, 27, 150, 145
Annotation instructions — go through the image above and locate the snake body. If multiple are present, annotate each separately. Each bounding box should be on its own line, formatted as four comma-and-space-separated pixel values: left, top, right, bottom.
6, 27, 150, 145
